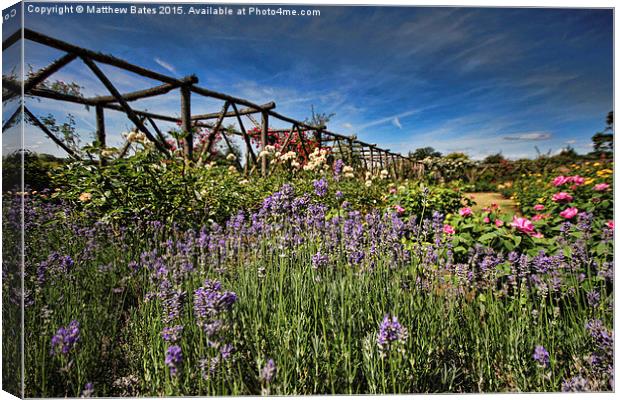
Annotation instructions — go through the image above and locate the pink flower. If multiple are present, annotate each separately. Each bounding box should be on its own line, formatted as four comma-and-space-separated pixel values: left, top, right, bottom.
531, 232, 544, 239
533, 204, 545, 211
606, 220, 614, 230
495, 219, 504, 227
552, 192, 573, 203
459, 207, 472, 217
443, 224, 455, 235
552, 175, 570, 186
559, 207, 578, 219
511, 216, 535, 235
483, 216, 490, 223
594, 183, 610, 191
532, 214, 544, 221
394, 205, 405, 215
389, 187, 397, 194
569, 175, 585, 186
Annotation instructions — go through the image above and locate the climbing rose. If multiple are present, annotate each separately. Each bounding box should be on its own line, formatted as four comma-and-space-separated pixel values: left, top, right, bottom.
552, 176, 570, 186
559, 207, 578, 219
552, 192, 573, 203
443, 224, 455, 235
511, 216, 535, 235
459, 207, 472, 217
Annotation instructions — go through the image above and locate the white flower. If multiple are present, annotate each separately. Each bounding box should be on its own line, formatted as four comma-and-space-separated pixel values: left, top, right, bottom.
265, 145, 276, 153
344, 172, 355, 178
380, 169, 389, 179
239, 179, 249, 185
258, 150, 270, 158
228, 166, 237, 173
365, 180, 373, 187
226, 153, 237, 161
342, 166, 354, 173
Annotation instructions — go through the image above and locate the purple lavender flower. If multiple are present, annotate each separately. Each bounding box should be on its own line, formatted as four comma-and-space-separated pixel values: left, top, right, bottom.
335, 190, 344, 199
260, 359, 276, 383
219, 343, 234, 360
532, 345, 550, 367
561, 375, 590, 392
50, 320, 80, 355
80, 382, 94, 397
586, 319, 613, 355
165, 345, 183, 377
333, 159, 344, 178
313, 178, 328, 197
377, 315, 408, 352
311, 251, 329, 270
586, 290, 600, 308
194, 280, 237, 322
161, 325, 184, 343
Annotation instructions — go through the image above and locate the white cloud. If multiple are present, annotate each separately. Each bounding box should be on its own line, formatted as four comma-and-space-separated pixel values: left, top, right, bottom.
342, 122, 354, 130
503, 132, 552, 141
392, 117, 402, 129
565, 139, 576, 144
154, 57, 177, 75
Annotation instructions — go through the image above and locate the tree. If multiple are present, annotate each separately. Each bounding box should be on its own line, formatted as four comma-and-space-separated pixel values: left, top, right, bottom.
409, 147, 442, 160
590, 111, 613, 159
304, 105, 334, 128
482, 152, 506, 164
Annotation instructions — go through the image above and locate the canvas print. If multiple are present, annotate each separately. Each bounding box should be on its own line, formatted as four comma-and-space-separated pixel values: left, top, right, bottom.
1, 1, 614, 397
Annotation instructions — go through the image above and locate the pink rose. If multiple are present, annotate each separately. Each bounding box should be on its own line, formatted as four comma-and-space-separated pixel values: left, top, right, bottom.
532, 214, 544, 221
495, 219, 504, 227
552, 192, 573, 203
443, 224, 455, 235
483, 216, 490, 223
606, 220, 614, 230
552, 175, 570, 186
531, 232, 544, 239
511, 216, 535, 235
559, 207, 578, 219
389, 187, 398, 194
394, 205, 405, 215
569, 175, 585, 186
594, 183, 610, 191
459, 207, 472, 217
534, 204, 545, 211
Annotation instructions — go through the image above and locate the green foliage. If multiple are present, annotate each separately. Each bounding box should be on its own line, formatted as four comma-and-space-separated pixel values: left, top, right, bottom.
386, 181, 468, 218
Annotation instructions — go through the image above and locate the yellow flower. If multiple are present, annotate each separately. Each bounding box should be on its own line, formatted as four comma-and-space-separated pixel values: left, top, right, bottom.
79, 192, 92, 202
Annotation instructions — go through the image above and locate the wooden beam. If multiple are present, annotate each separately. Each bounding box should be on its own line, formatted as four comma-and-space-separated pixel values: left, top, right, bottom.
24, 53, 78, 94
80, 56, 169, 155
2, 107, 21, 132
198, 101, 230, 165
95, 105, 106, 165
261, 110, 269, 177
24, 107, 78, 159
180, 84, 193, 160
24, 29, 184, 85
191, 101, 275, 121
87, 79, 194, 104
2, 29, 21, 51
230, 103, 257, 168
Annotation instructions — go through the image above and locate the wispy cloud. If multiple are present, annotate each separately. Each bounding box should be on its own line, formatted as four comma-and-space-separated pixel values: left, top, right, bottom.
392, 117, 402, 129
154, 57, 177, 75
503, 132, 552, 141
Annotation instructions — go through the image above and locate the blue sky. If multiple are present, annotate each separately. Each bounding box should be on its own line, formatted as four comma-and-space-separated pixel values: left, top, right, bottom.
4, 4, 613, 159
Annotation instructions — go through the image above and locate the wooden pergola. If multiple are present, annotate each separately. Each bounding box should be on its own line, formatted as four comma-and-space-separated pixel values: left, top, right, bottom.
2, 29, 424, 179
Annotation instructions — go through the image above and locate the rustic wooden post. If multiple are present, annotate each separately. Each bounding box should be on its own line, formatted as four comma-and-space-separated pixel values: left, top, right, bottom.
180, 84, 192, 161
348, 137, 354, 165
369, 146, 374, 174
95, 104, 106, 165
314, 129, 322, 150
261, 110, 269, 177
